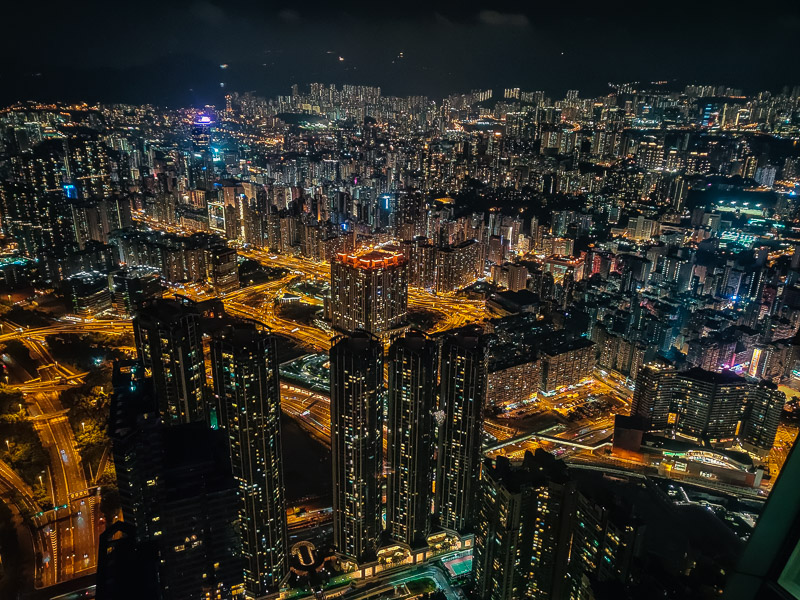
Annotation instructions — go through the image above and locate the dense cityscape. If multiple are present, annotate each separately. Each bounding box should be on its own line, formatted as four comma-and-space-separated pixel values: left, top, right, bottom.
0, 76, 800, 600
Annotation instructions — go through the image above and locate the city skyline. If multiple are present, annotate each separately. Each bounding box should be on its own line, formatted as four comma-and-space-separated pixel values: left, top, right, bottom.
3, 1, 800, 107
2, 31, 800, 599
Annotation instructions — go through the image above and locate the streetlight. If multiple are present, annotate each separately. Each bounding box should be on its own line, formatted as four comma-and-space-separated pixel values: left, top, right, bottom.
4, 440, 9, 450
81, 422, 85, 432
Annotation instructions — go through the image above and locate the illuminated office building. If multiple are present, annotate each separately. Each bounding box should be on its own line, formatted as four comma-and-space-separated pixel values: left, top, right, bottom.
211, 320, 288, 595
386, 331, 437, 547
435, 325, 487, 533
329, 249, 408, 337
330, 331, 384, 561
133, 298, 207, 425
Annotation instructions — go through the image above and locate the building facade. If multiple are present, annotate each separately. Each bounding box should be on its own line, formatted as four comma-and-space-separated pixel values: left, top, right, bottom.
386, 331, 437, 547
109, 362, 244, 600
330, 332, 384, 561
435, 325, 487, 533
329, 250, 408, 337
475, 451, 641, 600
632, 365, 784, 455
210, 321, 288, 595
539, 338, 595, 394
133, 298, 207, 425
631, 363, 677, 430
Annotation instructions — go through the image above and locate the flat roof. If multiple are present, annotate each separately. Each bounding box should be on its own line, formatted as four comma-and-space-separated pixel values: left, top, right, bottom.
336, 249, 406, 270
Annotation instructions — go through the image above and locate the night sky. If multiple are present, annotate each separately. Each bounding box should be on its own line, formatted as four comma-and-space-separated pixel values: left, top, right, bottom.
3, 0, 800, 107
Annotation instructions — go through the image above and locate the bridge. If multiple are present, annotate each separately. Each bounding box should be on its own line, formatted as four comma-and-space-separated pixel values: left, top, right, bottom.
484, 430, 613, 454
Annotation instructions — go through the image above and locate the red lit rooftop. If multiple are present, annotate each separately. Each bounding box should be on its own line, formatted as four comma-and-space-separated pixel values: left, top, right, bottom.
336, 249, 406, 270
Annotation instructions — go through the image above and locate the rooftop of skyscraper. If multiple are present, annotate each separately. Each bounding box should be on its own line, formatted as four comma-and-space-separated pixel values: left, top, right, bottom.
332, 329, 381, 352
390, 329, 431, 351
483, 449, 571, 493
681, 367, 747, 385
439, 324, 485, 349
135, 297, 200, 322
335, 248, 406, 270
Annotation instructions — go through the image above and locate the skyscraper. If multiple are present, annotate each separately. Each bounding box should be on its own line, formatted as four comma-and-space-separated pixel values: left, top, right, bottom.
157, 423, 244, 600
192, 113, 215, 151
210, 320, 288, 595
673, 368, 752, 447
109, 362, 244, 600
630, 362, 676, 430
386, 331, 437, 547
133, 298, 207, 425
209, 244, 240, 295
474, 451, 575, 600
435, 325, 487, 533
475, 450, 641, 600
109, 361, 163, 541
740, 380, 784, 456
330, 331, 384, 561
329, 249, 408, 338
95, 522, 161, 600
632, 365, 784, 455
